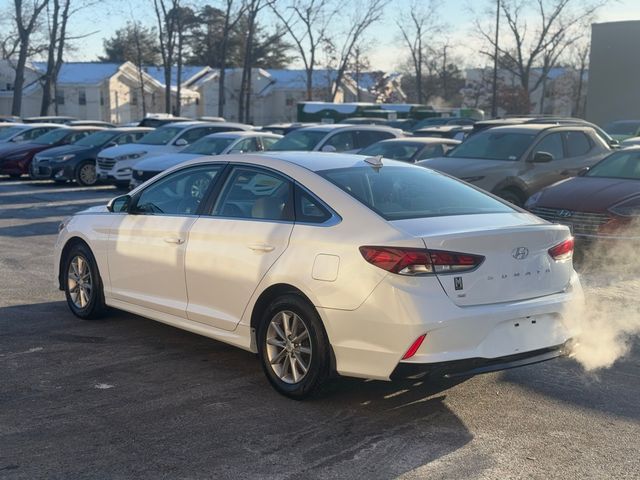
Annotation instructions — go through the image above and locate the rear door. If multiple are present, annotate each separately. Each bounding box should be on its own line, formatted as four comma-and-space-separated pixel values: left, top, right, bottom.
525, 131, 567, 192
184, 165, 294, 331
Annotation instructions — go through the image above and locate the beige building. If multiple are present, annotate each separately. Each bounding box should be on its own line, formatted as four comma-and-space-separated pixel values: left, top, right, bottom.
586, 20, 640, 126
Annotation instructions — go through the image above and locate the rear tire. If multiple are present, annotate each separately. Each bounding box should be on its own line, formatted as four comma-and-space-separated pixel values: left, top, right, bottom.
62, 242, 106, 320
9, 173, 21, 179
497, 189, 524, 207
257, 295, 330, 399
75, 160, 98, 186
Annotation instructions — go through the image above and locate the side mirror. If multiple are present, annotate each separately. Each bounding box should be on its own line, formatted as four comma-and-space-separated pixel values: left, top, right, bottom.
174, 138, 188, 147
107, 194, 131, 213
609, 139, 620, 148
106, 141, 118, 148
321, 144, 337, 153
577, 167, 590, 177
530, 151, 553, 163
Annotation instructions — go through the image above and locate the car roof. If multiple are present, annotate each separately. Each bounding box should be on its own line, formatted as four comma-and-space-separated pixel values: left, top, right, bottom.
296, 124, 401, 133
57, 126, 106, 132
163, 121, 252, 129
413, 125, 472, 132
7, 122, 62, 128
110, 127, 155, 133
370, 137, 460, 145
205, 131, 282, 138
481, 123, 592, 133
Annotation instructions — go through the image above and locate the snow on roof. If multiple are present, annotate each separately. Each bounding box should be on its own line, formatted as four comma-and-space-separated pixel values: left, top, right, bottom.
32, 62, 121, 85
144, 65, 210, 87
265, 69, 339, 91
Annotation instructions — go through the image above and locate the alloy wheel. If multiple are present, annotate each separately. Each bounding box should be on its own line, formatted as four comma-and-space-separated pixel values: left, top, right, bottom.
67, 255, 92, 309
265, 310, 313, 384
79, 163, 97, 186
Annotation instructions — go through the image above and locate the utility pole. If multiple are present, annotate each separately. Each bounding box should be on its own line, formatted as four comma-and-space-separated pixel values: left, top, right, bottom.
491, 0, 500, 118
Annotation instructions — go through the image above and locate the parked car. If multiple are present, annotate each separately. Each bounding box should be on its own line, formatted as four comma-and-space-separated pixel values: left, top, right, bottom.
410, 116, 476, 131
68, 120, 116, 128
339, 117, 389, 125
260, 122, 317, 135
384, 118, 420, 131
358, 137, 460, 163
526, 147, 640, 241
22, 116, 77, 124
0, 126, 104, 178
30, 127, 153, 186
138, 114, 192, 128
0, 116, 20, 123
0, 123, 61, 144
269, 124, 403, 153
129, 131, 283, 189
197, 116, 226, 123
96, 121, 253, 187
413, 125, 473, 141
604, 119, 640, 141
418, 124, 611, 206
55, 152, 581, 398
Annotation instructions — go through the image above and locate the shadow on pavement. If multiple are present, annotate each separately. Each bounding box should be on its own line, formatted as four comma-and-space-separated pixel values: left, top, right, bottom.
0, 301, 474, 479
0, 221, 61, 237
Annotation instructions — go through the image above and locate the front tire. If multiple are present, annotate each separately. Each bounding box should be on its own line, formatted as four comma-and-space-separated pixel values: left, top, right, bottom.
258, 295, 330, 399
75, 161, 98, 186
497, 188, 524, 207
63, 243, 106, 320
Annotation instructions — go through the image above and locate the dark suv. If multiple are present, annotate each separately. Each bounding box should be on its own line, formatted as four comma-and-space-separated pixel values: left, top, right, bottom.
418, 124, 611, 206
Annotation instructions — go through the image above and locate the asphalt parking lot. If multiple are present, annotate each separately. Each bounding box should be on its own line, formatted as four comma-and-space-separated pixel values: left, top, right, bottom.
1, 178, 639, 480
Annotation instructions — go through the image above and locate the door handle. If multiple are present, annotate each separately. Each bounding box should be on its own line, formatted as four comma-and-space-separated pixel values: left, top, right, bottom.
164, 237, 185, 245
248, 243, 275, 253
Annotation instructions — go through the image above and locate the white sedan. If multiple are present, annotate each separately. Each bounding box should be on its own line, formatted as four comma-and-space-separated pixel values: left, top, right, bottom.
55, 152, 582, 398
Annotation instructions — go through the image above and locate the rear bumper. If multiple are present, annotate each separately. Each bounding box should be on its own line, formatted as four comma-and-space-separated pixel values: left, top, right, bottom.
391, 340, 574, 380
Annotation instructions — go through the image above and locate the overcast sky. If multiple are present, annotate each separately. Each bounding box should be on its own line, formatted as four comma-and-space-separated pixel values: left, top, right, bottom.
64, 0, 640, 70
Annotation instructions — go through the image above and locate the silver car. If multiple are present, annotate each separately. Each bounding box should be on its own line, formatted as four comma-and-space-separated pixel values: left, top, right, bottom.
418, 124, 611, 206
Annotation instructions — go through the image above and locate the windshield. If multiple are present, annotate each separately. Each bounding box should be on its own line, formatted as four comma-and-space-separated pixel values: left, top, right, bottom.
74, 130, 118, 147
359, 142, 421, 162
182, 136, 236, 155
605, 121, 640, 136
447, 131, 535, 161
32, 128, 71, 145
269, 130, 328, 151
137, 126, 184, 145
587, 150, 640, 180
319, 166, 514, 220
0, 126, 27, 141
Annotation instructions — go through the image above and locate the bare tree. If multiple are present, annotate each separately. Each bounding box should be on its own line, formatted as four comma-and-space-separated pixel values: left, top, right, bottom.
475, 0, 605, 110
132, 20, 149, 116
172, 6, 196, 116
327, 0, 386, 100
11, 0, 50, 116
218, 0, 246, 117
268, 0, 336, 100
570, 40, 589, 117
152, 0, 180, 114
396, 0, 441, 104
238, 0, 266, 123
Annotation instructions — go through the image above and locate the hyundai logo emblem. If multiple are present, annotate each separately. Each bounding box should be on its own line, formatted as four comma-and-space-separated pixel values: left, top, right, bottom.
558, 209, 573, 218
512, 247, 529, 260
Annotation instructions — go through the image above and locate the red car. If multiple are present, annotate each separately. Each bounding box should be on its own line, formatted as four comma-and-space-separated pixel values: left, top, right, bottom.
526, 147, 640, 240
0, 126, 103, 178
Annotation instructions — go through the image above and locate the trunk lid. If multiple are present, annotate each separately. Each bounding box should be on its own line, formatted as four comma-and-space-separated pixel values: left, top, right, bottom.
392, 213, 573, 306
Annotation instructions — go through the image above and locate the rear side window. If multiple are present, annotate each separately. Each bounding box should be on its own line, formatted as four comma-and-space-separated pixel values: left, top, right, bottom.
356, 130, 396, 148
294, 186, 331, 223
319, 166, 514, 220
564, 131, 592, 157
324, 131, 356, 151
534, 133, 564, 160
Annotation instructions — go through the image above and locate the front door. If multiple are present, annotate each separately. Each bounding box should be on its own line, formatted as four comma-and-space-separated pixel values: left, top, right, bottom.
107, 164, 223, 317
185, 166, 294, 331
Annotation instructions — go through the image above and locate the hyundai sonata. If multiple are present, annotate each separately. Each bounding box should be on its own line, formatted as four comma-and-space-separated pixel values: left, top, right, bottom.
55, 152, 582, 398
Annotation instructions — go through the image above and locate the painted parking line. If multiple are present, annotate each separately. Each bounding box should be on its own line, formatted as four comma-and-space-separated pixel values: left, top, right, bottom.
0, 185, 117, 196
0, 198, 113, 210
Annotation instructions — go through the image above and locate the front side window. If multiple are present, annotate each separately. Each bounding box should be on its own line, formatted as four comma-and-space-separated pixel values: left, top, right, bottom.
261, 136, 280, 150
269, 129, 328, 151
323, 131, 356, 151
213, 167, 293, 221
320, 166, 514, 220
75, 131, 119, 147
33, 128, 72, 145
178, 127, 221, 145
587, 151, 640, 180
416, 144, 445, 160
564, 131, 592, 157
68, 131, 92, 144
229, 137, 258, 153
135, 165, 222, 215
137, 126, 184, 145
534, 133, 564, 160
447, 131, 536, 161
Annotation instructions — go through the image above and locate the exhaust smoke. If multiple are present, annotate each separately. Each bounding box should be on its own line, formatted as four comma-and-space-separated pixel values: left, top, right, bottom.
564, 224, 640, 371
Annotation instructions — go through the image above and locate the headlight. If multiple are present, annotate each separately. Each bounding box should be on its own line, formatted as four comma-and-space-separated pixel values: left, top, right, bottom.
525, 191, 543, 209
118, 167, 132, 174
460, 176, 485, 183
115, 152, 146, 161
53, 154, 76, 163
609, 196, 640, 217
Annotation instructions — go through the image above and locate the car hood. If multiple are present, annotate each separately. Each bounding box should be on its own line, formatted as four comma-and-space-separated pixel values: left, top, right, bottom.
99, 143, 167, 158
78, 205, 109, 215
35, 144, 94, 158
419, 156, 511, 176
536, 176, 640, 212
134, 153, 200, 172
0, 142, 46, 157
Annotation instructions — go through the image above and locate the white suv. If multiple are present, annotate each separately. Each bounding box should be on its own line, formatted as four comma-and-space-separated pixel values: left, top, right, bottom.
96, 121, 252, 186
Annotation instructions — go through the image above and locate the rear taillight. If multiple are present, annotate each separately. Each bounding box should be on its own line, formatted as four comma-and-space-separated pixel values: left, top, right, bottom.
359, 246, 484, 275
548, 238, 574, 261
402, 334, 427, 360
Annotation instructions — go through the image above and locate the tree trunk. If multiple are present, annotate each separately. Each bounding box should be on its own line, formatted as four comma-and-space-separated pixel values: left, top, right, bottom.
176, 31, 182, 116
11, 43, 28, 116
218, 38, 228, 117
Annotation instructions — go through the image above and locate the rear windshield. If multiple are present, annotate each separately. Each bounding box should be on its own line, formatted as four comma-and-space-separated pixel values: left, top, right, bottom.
268, 130, 327, 151
447, 131, 535, 161
587, 150, 640, 180
182, 136, 235, 155
137, 126, 183, 145
319, 166, 514, 220
359, 142, 421, 162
